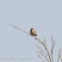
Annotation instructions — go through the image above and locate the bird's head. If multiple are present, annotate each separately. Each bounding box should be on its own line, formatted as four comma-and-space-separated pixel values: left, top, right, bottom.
31, 28, 34, 30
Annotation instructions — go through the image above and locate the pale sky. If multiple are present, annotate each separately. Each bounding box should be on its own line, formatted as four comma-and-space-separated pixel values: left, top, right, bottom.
0, 0, 62, 62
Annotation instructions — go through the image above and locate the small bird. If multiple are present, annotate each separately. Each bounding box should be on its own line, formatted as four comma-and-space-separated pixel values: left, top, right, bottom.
30, 28, 37, 36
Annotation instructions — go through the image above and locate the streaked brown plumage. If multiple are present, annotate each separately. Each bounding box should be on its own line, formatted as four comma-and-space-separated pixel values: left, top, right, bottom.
30, 28, 37, 36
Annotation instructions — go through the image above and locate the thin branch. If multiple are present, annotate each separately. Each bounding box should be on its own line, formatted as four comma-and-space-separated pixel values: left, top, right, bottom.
10, 24, 30, 35
44, 38, 46, 47
35, 44, 47, 56
57, 49, 61, 62
50, 36, 55, 62
37, 54, 44, 62
34, 36, 50, 61
37, 51, 50, 62
59, 49, 62, 62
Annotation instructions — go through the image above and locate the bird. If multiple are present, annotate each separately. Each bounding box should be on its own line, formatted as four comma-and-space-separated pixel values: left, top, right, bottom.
30, 28, 37, 36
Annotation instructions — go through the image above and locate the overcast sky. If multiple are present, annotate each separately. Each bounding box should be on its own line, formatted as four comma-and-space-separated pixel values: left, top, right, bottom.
0, 0, 62, 62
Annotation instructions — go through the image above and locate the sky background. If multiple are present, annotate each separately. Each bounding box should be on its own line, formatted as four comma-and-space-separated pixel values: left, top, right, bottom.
0, 0, 62, 62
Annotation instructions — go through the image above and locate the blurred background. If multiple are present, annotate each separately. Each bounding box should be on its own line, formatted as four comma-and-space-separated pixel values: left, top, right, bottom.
0, 0, 62, 62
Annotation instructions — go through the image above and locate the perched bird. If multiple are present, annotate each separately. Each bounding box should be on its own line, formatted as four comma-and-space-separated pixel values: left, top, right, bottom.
30, 28, 37, 36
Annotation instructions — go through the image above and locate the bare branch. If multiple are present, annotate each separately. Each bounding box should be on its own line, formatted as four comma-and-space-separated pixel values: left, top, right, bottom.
34, 37, 50, 60
59, 49, 62, 62
35, 44, 47, 56
37, 54, 44, 62
10, 24, 30, 35
57, 49, 62, 62
50, 36, 56, 62
37, 51, 50, 62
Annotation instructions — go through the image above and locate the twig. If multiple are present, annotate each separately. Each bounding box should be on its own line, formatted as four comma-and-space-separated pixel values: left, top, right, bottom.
50, 37, 55, 62
57, 49, 61, 62
35, 44, 47, 56
37, 54, 44, 62
34, 37, 50, 60
37, 51, 50, 62
10, 24, 30, 35
59, 49, 62, 62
